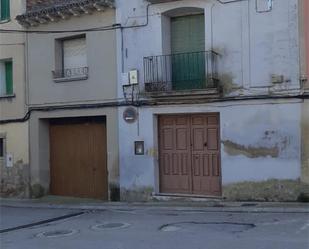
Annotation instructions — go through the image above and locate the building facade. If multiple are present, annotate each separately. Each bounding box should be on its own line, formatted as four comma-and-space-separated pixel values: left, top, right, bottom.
2, 0, 308, 202
16, 0, 120, 200
116, 0, 308, 201
0, 0, 29, 197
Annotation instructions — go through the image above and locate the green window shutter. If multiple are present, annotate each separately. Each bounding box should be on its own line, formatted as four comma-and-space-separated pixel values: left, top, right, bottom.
171, 14, 205, 54
1, 0, 10, 21
171, 15, 206, 90
5, 61, 13, 95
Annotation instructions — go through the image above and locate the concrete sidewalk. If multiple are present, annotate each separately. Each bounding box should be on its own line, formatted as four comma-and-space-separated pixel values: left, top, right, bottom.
1, 196, 309, 213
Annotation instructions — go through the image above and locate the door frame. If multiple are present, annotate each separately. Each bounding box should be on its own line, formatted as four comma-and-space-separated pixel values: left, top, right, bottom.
156, 112, 222, 197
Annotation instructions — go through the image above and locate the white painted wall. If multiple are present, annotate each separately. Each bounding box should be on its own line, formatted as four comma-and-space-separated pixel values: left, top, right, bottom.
115, 0, 300, 95
119, 100, 301, 192
115, 0, 302, 195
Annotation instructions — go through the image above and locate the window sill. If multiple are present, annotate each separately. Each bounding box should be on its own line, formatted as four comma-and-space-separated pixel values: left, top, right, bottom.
0, 94, 15, 99
53, 75, 88, 83
0, 18, 11, 24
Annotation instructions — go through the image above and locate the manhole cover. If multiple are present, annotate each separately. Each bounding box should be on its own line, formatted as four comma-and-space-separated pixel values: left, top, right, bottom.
91, 222, 131, 231
36, 229, 78, 238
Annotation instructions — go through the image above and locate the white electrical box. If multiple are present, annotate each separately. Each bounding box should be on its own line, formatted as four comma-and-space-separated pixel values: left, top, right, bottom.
129, 70, 139, 85
256, 0, 272, 12
6, 153, 13, 168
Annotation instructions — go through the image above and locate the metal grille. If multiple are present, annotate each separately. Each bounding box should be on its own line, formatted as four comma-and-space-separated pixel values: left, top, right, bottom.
52, 66, 88, 79
144, 51, 219, 92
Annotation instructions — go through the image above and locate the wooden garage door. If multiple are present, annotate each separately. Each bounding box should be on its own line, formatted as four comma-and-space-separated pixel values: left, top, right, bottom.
50, 117, 108, 200
159, 114, 221, 196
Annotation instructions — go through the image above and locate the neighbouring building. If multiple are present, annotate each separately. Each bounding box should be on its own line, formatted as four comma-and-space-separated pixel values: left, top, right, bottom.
300, 0, 309, 190
16, 0, 120, 200
0, 0, 29, 197
116, 0, 309, 201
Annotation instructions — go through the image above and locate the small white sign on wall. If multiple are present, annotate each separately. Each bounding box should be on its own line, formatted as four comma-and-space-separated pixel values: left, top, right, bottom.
6, 153, 13, 168
256, 0, 273, 12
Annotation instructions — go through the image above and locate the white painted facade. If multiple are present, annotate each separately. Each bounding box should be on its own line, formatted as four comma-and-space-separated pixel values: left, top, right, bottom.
115, 0, 305, 200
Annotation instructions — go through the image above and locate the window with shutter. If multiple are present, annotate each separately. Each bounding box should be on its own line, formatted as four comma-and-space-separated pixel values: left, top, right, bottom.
0, 138, 4, 158
63, 37, 87, 70
0, 60, 13, 96
53, 35, 88, 81
0, 0, 10, 21
171, 14, 206, 90
5, 61, 13, 95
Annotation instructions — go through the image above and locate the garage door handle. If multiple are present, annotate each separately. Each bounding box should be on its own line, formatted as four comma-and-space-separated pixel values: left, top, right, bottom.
204, 142, 207, 147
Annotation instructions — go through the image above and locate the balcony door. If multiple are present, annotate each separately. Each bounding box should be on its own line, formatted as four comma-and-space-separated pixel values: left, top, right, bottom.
171, 14, 205, 90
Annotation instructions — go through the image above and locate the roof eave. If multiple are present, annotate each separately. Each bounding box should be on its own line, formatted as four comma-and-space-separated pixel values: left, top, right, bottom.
16, 0, 115, 27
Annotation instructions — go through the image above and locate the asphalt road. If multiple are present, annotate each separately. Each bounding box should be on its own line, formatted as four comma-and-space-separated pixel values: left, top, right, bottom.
1, 206, 309, 249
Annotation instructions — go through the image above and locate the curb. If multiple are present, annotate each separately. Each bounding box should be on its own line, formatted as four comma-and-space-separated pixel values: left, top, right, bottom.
1, 200, 309, 213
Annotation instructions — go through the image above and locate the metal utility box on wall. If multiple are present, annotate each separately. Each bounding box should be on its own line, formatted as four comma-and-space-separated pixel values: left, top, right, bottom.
129, 70, 139, 85
134, 141, 145, 155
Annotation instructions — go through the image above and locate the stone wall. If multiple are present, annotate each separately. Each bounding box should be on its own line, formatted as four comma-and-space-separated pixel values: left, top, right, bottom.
0, 161, 30, 198
0, 123, 29, 198
223, 179, 309, 202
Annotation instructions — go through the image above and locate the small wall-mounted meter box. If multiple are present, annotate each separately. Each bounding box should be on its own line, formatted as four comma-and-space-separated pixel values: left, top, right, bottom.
134, 141, 145, 155
6, 153, 13, 168
129, 70, 139, 85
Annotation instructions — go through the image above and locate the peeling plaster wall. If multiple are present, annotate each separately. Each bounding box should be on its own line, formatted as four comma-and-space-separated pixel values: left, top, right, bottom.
220, 102, 300, 184
0, 123, 29, 197
118, 100, 302, 201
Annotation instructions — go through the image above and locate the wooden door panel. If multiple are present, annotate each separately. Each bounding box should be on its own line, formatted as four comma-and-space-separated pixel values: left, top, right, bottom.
207, 128, 219, 150
50, 119, 108, 199
191, 114, 221, 196
159, 114, 221, 196
91, 123, 108, 199
159, 116, 192, 194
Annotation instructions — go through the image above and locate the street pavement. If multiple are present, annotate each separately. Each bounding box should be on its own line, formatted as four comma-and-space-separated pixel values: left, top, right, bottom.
1, 203, 309, 249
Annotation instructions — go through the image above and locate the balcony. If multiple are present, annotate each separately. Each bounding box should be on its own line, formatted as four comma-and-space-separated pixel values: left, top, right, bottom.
52, 66, 89, 83
144, 51, 219, 98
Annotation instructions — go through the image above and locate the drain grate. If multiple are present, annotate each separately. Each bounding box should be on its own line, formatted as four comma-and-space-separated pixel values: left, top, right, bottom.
36, 229, 78, 238
91, 222, 131, 231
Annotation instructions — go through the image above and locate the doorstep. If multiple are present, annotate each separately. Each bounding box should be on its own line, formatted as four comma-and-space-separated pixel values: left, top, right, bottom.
151, 193, 223, 203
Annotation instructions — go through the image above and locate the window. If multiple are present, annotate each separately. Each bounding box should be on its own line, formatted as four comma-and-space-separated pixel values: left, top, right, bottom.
0, 138, 4, 158
53, 35, 88, 81
63, 37, 87, 70
0, 0, 10, 21
0, 60, 13, 96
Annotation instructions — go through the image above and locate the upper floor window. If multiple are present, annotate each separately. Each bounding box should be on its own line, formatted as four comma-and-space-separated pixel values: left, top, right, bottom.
0, 137, 4, 158
53, 35, 88, 82
0, 60, 13, 96
0, 0, 10, 21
